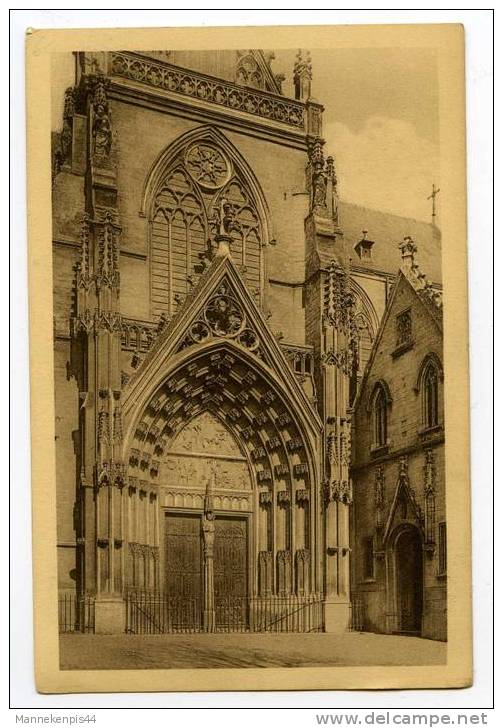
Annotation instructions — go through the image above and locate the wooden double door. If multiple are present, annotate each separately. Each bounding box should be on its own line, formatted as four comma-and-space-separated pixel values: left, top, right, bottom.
396, 528, 424, 634
164, 512, 248, 629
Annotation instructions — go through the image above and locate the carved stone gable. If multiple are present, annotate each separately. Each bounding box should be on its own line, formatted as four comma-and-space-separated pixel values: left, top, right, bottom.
177, 277, 265, 360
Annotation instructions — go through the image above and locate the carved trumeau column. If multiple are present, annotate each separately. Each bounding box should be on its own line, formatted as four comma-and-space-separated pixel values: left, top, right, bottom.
202, 475, 216, 633
71, 67, 125, 632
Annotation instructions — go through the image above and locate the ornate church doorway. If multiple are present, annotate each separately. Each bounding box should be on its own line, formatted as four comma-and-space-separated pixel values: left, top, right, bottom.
395, 527, 423, 634
164, 511, 248, 630
161, 411, 251, 630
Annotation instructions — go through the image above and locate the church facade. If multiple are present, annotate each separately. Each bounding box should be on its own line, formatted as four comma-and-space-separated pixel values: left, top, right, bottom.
52, 49, 445, 637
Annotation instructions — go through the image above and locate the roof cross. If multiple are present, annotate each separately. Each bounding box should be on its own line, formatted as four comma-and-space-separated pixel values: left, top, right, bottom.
427, 183, 440, 220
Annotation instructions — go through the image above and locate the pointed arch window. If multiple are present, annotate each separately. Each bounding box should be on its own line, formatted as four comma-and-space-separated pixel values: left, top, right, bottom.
147, 134, 266, 320
369, 381, 392, 453
416, 354, 443, 432
423, 363, 439, 429
374, 388, 387, 448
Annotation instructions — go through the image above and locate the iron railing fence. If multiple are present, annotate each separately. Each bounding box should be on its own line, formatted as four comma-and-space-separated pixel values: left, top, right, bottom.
58, 592, 95, 633
124, 591, 324, 634
59, 592, 364, 635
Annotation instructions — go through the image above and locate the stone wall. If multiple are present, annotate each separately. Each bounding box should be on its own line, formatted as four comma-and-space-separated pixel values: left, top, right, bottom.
352, 274, 446, 641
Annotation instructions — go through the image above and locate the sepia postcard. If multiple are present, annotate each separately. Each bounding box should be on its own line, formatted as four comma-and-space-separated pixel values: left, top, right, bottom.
26, 23, 471, 693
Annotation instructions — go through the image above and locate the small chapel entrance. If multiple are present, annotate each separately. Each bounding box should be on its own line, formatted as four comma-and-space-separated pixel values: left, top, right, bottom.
164, 511, 248, 631
395, 527, 423, 635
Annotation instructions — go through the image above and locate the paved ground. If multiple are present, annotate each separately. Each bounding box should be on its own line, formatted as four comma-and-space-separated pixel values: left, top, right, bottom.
60, 632, 446, 670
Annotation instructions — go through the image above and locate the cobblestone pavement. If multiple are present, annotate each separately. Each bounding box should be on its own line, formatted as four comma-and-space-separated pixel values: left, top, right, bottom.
60, 632, 446, 670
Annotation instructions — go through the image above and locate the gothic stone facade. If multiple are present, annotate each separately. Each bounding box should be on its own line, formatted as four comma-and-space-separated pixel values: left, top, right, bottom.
351, 240, 446, 641
52, 49, 444, 636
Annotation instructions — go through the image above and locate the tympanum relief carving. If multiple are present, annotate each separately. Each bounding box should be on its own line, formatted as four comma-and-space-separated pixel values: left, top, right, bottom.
161, 411, 251, 497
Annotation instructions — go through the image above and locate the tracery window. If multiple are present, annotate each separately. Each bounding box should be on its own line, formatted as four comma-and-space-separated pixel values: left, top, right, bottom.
371, 383, 390, 450
149, 140, 264, 319
422, 361, 439, 429
235, 54, 264, 89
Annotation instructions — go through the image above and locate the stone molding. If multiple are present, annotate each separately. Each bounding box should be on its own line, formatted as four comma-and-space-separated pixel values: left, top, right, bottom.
110, 52, 305, 131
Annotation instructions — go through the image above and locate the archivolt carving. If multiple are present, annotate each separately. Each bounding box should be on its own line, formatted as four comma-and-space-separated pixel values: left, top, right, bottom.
125, 346, 314, 508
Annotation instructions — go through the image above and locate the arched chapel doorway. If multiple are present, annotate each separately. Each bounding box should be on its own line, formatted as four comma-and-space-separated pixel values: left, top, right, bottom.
395, 527, 424, 634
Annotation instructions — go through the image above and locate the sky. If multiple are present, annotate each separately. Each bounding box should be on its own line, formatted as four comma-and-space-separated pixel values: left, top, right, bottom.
51, 47, 439, 223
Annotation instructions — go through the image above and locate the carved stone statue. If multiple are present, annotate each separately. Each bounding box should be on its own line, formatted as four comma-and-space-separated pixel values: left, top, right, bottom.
93, 102, 112, 159
312, 165, 328, 210
202, 511, 215, 559
202, 469, 216, 559
91, 76, 112, 162
217, 198, 241, 237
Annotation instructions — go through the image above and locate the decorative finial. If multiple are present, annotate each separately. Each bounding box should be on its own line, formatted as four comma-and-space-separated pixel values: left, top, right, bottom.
399, 236, 417, 270
293, 49, 312, 100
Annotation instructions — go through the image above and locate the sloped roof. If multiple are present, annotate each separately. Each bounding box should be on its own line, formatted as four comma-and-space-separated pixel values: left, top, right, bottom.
339, 200, 442, 284
352, 252, 443, 415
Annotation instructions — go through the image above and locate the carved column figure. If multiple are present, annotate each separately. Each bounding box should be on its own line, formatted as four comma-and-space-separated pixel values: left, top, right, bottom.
202, 474, 216, 632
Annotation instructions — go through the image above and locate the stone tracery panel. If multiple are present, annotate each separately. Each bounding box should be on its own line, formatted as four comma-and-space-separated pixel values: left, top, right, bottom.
149, 138, 265, 319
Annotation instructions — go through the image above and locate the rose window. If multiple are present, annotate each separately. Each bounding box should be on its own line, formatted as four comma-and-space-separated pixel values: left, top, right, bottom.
185, 143, 231, 190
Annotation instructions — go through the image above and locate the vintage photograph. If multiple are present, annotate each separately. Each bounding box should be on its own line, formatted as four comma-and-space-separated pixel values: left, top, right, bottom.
29, 24, 469, 689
